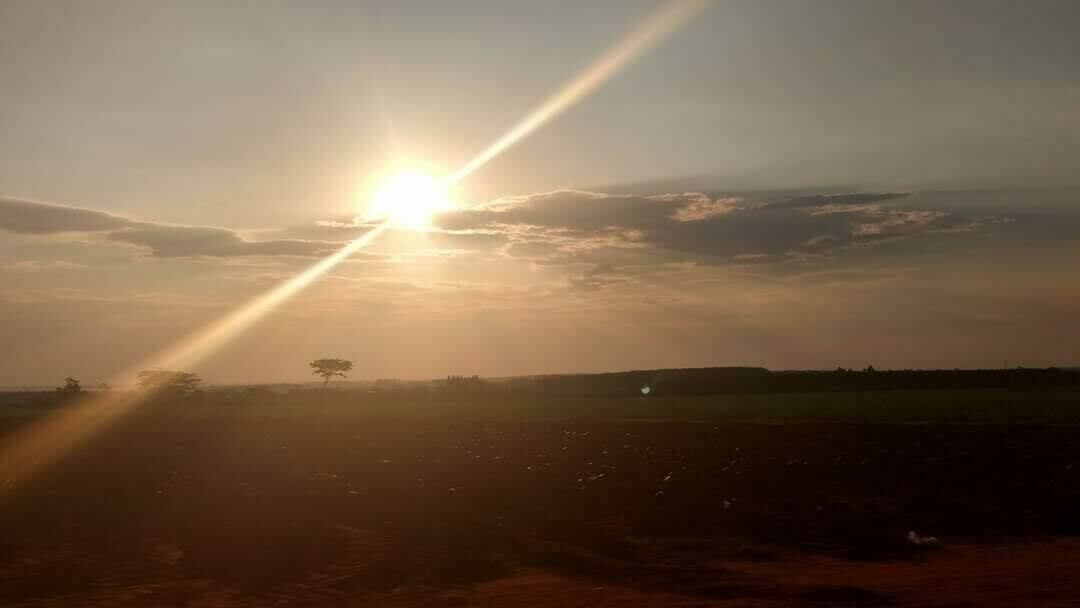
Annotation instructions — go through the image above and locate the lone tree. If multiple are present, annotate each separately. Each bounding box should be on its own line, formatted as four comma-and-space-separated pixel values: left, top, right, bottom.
136, 370, 201, 396
56, 377, 82, 394
310, 358, 353, 388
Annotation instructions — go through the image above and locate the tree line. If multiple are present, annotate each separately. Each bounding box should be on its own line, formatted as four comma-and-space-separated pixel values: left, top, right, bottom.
51, 357, 356, 397
47, 363, 1080, 402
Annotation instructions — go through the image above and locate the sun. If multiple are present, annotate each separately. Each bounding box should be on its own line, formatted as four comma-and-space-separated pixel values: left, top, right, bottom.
366, 169, 454, 228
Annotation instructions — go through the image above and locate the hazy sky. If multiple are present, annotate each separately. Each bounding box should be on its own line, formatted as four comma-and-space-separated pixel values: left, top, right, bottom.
2, 1, 1079, 385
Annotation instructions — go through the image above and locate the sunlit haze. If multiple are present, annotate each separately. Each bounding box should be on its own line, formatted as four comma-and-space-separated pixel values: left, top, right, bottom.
366, 169, 454, 227
2, 0, 1079, 387
3, 4, 1080, 605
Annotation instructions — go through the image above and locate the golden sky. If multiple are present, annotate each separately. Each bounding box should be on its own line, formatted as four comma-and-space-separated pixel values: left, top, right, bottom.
2, 1, 1079, 384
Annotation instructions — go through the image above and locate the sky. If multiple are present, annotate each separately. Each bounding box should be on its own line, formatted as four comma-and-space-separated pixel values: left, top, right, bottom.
1, 0, 1079, 385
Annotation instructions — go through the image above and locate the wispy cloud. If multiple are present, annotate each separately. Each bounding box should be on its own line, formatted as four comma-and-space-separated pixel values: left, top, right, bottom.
0, 197, 365, 258
0, 197, 130, 234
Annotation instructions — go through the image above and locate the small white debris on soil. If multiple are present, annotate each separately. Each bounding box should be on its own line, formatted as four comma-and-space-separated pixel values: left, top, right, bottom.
151, 543, 185, 567
906, 530, 943, 548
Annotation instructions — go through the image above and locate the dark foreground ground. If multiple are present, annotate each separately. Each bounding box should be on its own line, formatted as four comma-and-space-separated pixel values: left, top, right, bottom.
2, 390, 1080, 606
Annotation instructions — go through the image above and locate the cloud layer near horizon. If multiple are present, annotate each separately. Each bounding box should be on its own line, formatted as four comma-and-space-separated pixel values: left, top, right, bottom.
2, 187, 1078, 385
0, 197, 355, 258
0, 187, 1053, 274
436, 189, 963, 265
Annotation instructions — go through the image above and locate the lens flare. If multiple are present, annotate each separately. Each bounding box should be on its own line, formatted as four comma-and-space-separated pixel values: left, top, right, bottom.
449, 0, 709, 185
0, 0, 710, 495
0, 224, 386, 495
366, 170, 453, 228
137, 224, 386, 375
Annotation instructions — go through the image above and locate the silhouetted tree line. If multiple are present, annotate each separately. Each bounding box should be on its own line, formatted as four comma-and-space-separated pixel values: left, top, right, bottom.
445, 375, 483, 388
288, 366, 1080, 402
137, 370, 202, 395
268, 366, 1078, 403
497, 366, 1080, 398
9, 365, 1078, 410
517, 367, 772, 397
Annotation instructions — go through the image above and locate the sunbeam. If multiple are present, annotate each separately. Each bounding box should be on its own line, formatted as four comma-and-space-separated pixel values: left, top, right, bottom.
0, 224, 387, 494
135, 223, 387, 376
449, 0, 709, 185
0, 1, 709, 496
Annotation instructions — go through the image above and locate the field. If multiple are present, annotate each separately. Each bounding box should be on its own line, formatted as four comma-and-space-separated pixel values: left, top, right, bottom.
2, 387, 1080, 606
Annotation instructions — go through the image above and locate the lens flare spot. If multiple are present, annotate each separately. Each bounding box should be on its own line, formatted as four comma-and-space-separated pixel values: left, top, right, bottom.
367, 170, 453, 228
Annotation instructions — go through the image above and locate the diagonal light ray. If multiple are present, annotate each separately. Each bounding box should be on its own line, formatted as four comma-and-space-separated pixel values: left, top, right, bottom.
0, 224, 386, 494
136, 223, 387, 376
449, 0, 709, 185
0, 1, 709, 496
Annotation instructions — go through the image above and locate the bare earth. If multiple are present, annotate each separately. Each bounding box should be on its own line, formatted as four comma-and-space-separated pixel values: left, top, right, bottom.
2, 402, 1079, 606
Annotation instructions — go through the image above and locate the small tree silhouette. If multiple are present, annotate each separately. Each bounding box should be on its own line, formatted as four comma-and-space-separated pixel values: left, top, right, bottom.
136, 370, 201, 396
56, 377, 82, 394
310, 358, 353, 388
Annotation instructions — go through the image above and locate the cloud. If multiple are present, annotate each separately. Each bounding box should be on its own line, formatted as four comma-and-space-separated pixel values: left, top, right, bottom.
0, 188, 1016, 270
773, 192, 912, 210
277, 219, 509, 257
435, 188, 975, 268
439, 189, 744, 233
106, 224, 345, 258
669, 194, 740, 222
0, 196, 357, 258
567, 263, 633, 291
502, 240, 563, 261
8, 259, 88, 271
0, 197, 130, 234
852, 209, 948, 241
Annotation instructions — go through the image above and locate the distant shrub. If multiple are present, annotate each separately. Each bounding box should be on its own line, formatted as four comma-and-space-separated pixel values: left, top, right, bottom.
136, 370, 201, 396
55, 377, 82, 395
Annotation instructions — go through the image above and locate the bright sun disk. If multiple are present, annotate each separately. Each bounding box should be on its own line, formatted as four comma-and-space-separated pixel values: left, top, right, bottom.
366, 170, 453, 227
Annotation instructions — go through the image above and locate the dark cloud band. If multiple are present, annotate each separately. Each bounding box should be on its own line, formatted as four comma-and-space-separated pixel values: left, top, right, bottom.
0, 197, 357, 258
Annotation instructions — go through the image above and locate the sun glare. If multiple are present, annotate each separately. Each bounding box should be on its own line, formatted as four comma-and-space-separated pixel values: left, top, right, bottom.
366, 169, 453, 228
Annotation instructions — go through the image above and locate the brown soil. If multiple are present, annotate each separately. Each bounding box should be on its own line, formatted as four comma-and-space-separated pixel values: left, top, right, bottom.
2, 405, 1079, 606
